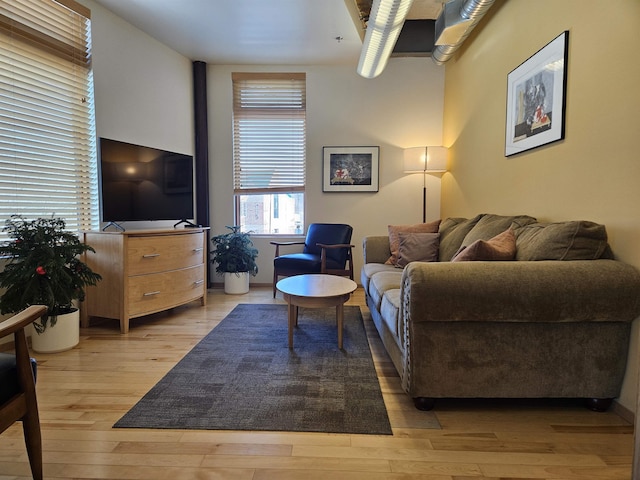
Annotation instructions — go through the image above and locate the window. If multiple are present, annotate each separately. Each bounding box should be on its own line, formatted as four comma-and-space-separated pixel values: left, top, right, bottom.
232, 72, 306, 235
0, 0, 97, 239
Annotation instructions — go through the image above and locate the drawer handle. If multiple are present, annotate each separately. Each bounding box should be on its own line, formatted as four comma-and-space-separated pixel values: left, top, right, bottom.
143, 291, 161, 296
193, 248, 203, 253
194, 280, 204, 286
142, 253, 160, 258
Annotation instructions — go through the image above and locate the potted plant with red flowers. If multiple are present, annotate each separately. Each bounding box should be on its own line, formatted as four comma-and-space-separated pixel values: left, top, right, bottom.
0, 215, 101, 352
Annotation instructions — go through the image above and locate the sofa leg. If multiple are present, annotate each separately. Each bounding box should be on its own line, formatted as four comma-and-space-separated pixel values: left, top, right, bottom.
413, 397, 435, 411
586, 398, 613, 412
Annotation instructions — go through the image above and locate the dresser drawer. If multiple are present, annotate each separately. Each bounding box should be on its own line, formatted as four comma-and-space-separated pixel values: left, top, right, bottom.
128, 264, 206, 317
127, 232, 205, 276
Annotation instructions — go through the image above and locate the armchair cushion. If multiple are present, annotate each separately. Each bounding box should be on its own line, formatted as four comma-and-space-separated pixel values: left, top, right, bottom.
0, 354, 37, 405
274, 252, 344, 273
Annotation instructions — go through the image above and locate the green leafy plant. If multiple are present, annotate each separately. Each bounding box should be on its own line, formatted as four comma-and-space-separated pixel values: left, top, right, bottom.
0, 215, 102, 333
211, 226, 259, 276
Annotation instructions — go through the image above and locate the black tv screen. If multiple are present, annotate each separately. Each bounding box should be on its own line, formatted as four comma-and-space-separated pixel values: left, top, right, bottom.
99, 138, 194, 223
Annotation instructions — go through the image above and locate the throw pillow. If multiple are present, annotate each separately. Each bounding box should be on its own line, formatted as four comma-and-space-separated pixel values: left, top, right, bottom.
395, 232, 440, 268
514, 220, 609, 260
385, 220, 441, 265
451, 228, 517, 262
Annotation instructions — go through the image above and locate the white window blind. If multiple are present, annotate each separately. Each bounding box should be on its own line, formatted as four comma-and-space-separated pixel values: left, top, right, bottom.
0, 0, 97, 238
232, 72, 306, 194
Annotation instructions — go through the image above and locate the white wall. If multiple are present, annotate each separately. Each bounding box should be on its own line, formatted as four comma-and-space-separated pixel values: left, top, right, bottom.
80, 0, 445, 284
208, 58, 445, 285
81, 0, 195, 231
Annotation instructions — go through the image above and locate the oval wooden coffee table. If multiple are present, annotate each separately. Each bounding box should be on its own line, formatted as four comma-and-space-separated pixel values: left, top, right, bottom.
276, 274, 358, 349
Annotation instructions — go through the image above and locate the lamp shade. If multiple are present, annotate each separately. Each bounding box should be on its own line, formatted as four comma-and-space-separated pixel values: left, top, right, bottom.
403, 146, 448, 173
357, 0, 414, 79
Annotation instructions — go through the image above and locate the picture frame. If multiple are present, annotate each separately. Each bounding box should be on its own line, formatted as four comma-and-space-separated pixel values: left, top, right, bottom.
322, 146, 379, 192
505, 31, 569, 157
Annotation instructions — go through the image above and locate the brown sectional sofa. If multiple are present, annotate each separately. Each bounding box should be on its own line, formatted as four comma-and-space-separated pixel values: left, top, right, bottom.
361, 213, 640, 410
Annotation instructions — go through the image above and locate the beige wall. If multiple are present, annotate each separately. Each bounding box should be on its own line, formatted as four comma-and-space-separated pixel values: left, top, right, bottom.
208, 60, 445, 285
442, 0, 640, 412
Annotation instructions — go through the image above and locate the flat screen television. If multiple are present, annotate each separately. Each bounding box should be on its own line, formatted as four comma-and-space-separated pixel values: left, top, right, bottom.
99, 137, 194, 226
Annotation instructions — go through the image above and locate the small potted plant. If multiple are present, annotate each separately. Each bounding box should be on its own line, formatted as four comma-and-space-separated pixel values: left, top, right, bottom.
211, 225, 258, 294
0, 215, 102, 352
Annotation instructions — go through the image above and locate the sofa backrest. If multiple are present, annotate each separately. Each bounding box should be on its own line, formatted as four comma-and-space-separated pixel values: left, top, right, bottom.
513, 220, 612, 261
437, 215, 483, 261
438, 213, 536, 261
438, 213, 613, 262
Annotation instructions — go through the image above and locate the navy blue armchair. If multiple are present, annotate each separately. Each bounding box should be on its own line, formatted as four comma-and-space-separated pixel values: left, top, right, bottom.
271, 223, 354, 297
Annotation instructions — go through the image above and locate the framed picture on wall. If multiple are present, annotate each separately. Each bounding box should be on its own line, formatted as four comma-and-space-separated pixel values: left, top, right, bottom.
505, 31, 569, 157
322, 146, 379, 192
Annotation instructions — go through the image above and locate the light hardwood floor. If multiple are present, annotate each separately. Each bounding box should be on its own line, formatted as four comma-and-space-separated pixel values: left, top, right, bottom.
0, 287, 633, 479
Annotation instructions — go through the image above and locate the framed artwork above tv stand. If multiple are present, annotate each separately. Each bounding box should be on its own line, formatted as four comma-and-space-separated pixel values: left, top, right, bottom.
81, 227, 209, 333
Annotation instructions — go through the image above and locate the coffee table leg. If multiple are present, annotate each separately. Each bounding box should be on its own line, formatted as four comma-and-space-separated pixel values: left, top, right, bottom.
336, 304, 344, 349
288, 302, 296, 349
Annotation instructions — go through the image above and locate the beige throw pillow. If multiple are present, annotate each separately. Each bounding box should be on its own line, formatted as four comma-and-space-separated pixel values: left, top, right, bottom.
385, 220, 441, 265
451, 228, 516, 262
395, 232, 440, 268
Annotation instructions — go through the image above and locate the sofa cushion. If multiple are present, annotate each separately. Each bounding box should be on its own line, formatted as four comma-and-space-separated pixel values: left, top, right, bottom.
514, 220, 610, 260
385, 220, 440, 265
361, 262, 397, 293
438, 214, 483, 262
380, 289, 401, 347
460, 213, 537, 247
451, 228, 516, 262
368, 271, 403, 312
395, 232, 440, 267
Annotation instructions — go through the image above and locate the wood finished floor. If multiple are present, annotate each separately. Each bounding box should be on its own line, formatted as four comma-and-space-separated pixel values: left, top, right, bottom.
0, 287, 633, 479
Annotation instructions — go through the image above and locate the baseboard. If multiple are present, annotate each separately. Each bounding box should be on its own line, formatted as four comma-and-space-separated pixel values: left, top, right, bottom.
612, 399, 635, 424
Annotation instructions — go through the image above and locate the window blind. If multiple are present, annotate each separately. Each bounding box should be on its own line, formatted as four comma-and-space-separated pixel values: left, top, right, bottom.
0, 0, 97, 238
232, 72, 306, 194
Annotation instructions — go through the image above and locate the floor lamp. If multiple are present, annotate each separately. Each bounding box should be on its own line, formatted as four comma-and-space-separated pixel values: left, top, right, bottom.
403, 146, 448, 223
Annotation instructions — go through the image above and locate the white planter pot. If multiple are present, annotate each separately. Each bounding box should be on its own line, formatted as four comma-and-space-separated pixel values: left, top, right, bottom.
224, 272, 250, 294
31, 309, 80, 354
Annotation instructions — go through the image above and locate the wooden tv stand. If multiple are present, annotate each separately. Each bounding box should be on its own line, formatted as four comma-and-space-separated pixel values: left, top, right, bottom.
81, 228, 208, 333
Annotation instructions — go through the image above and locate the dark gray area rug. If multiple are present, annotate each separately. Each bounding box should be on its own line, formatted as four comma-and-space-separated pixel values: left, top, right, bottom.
114, 304, 392, 435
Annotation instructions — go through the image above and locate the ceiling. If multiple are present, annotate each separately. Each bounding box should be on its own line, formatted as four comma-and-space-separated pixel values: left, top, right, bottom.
91, 0, 443, 65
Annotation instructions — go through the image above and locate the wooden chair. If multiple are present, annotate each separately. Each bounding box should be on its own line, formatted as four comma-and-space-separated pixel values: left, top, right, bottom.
0, 305, 48, 480
271, 223, 354, 297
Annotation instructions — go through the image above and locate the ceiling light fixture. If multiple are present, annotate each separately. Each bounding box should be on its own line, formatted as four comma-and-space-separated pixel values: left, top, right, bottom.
357, 0, 414, 78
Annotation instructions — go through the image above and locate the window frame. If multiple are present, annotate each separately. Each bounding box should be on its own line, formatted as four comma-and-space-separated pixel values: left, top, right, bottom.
232, 72, 306, 235
0, 0, 97, 239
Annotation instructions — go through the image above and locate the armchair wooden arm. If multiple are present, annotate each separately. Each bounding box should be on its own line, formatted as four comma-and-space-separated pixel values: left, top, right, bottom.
317, 243, 355, 280
0, 304, 48, 480
270, 240, 305, 258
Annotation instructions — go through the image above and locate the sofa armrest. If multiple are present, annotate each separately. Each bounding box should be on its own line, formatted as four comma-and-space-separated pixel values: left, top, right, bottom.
401, 259, 640, 323
362, 236, 391, 264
